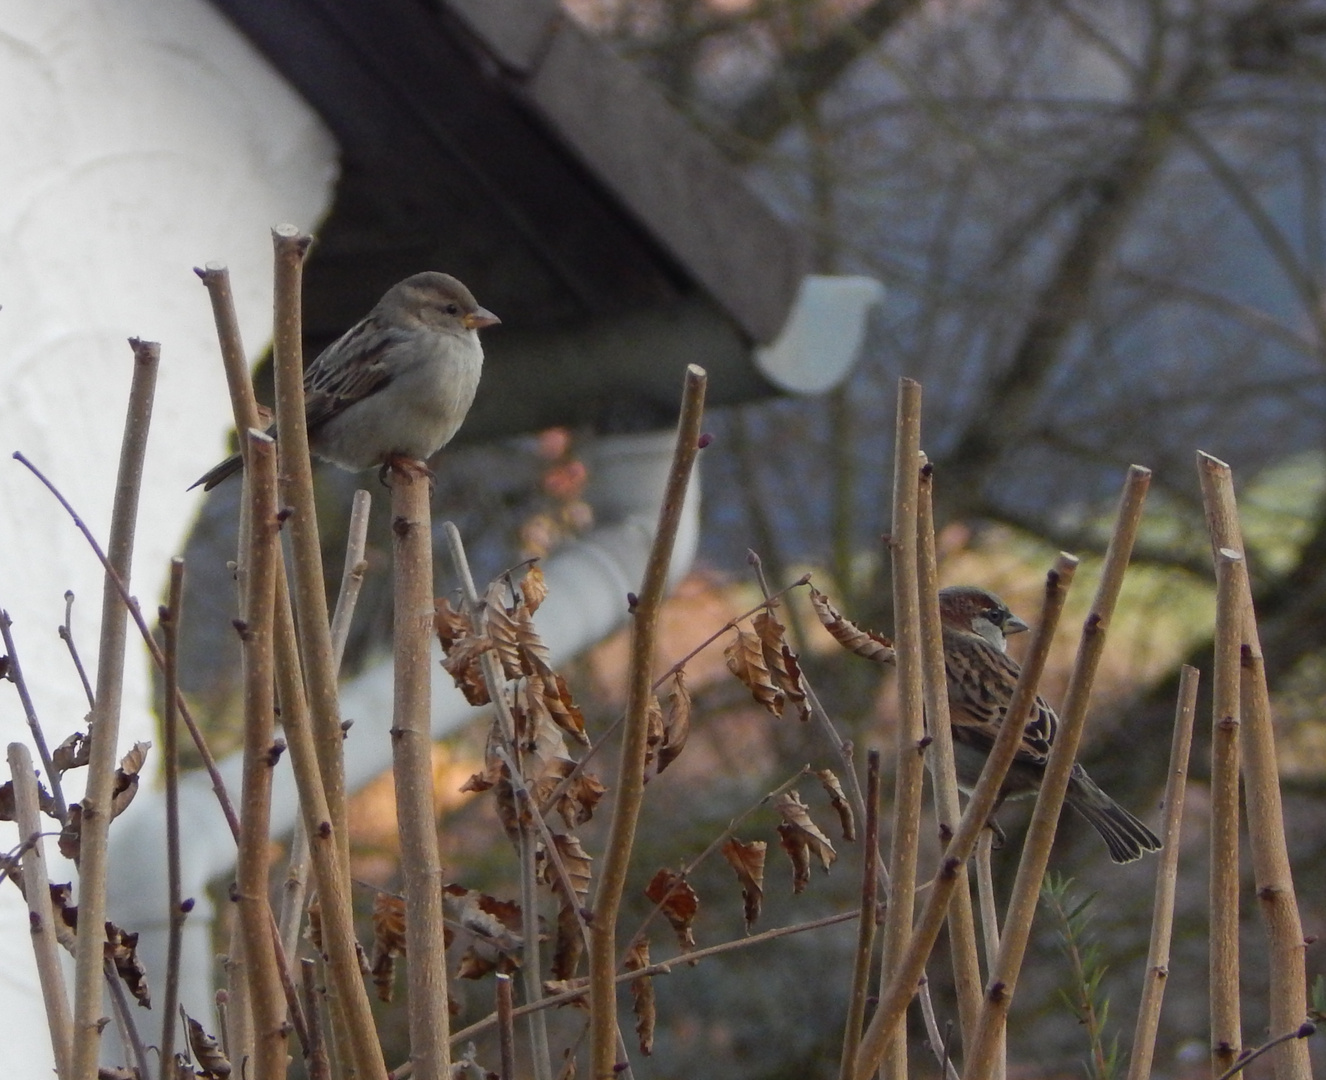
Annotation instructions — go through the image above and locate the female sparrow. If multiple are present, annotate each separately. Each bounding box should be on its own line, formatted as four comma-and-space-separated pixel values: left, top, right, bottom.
938, 585, 1162, 864
191, 272, 499, 490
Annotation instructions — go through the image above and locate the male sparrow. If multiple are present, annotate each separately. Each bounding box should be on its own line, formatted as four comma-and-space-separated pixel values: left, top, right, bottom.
191, 272, 499, 490
938, 585, 1162, 864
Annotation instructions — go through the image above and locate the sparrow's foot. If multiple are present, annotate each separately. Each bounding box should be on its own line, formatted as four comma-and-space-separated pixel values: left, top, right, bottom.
985, 818, 1007, 850
380, 455, 436, 489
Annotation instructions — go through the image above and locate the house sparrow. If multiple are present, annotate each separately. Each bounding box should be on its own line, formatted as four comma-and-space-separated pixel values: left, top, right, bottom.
191, 272, 499, 491
938, 585, 1162, 864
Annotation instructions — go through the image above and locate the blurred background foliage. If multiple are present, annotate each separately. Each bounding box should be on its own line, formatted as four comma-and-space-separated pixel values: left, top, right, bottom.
187, 1, 1326, 1075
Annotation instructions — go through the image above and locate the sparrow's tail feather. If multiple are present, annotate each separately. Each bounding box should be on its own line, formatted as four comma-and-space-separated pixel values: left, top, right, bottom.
190, 452, 244, 492
1066, 767, 1162, 864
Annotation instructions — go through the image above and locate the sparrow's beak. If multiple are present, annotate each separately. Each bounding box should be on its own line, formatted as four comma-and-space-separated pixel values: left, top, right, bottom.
464, 307, 501, 331
1005, 614, 1030, 635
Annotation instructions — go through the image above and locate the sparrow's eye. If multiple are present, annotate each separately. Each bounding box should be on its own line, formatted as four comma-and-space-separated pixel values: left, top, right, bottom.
985, 607, 1006, 626
445, 303, 460, 316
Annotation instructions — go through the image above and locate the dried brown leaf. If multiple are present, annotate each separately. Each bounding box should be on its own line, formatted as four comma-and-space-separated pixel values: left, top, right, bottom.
543, 672, 589, 746
777, 822, 811, 894
540, 833, 593, 908
0, 781, 12, 822
809, 587, 895, 665
551, 900, 584, 982
433, 596, 473, 652
514, 602, 554, 679
484, 580, 524, 679
110, 741, 151, 820
542, 977, 590, 1009
775, 791, 836, 893
817, 769, 856, 841
724, 626, 783, 716
625, 937, 655, 1056
52, 730, 91, 773
370, 892, 407, 1002
58, 803, 82, 863
184, 1012, 232, 1078
443, 885, 524, 955
643, 868, 698, 951
105, 921, 150, 1006
721, 837, 767, 931
520, 563, 548, 613
754, 608, 810, 721
657, 670, 691, 773
441, 635, 494, 706
305, 899, 322, 953
49, 881, 78, 950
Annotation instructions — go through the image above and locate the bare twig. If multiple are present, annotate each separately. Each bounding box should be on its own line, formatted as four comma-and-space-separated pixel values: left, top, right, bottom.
1209, 545, 1244, 1075
7, 742, 73, 1079
235, 430, 291, 1078
1212, 1023, 1318, 1080
69, 337, 158, 1080
917, 459, 983, 1054
280, 489, 371, 965
839, 750, 881, 1080
0, 612, 67, 822
302, 959, 331, 1080
1199, 451, 1313, 1080
496, 974, 516, 1080
852, 553, 1079, 1080
103, 956, 150, 1080
59, 590, 97, 712
589, 365, 707, 1080
879, 378, 925, 1080
13, 452, 241, 839
159, 560, 186, 1080
271, 226, 351, 877
1127, 665, 1199, 1080
442, 910, 860, 1053
390, 464, 452, 1080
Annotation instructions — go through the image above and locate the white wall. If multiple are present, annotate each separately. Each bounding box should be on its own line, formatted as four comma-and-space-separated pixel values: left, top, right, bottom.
0, 1, 337, 1071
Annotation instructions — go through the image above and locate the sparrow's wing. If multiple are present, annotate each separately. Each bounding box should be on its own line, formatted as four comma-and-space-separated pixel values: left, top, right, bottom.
303, 320, 402, 433
943, 630, 1058, 763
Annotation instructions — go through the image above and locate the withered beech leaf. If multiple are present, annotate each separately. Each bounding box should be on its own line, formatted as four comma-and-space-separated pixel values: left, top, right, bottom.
539, 833, 593, 909
724, 626, 783, 717
514, 602, 554, 679
720, 837, 767, 932
185, 1012, 232, 1079
58, 803, 82, 863
110, 741, 151, 821
753, 608, 810, 721
625, 937, 655, 1056
643, 868, 698, 951
657, 670, 691, 774
777, 822, 811, 894
433, 595, 473, 652
542, 672, 589, 746
520, 563, 548, 614
49, 882, 78, 951
443, 885, 524, 954
808, 587, 896, 665
817, 769, 856, 841
305, 900, 323, 953
548, 830, 596, 976
441, 635, 494, 706
370, 892, 407, 1003
543, 977, 590, 1010
52, 730, 91, 773
534, 766, 606, 830
460, 717, 507, 795
774, 791, 836, 891
0, 781, 12, 822
484, 580, 524, 680
551, 900, 584, 982
105, 920, 150, 1007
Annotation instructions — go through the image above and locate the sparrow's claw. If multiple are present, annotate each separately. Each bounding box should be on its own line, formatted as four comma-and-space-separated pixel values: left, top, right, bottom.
380, 454, 436, 490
